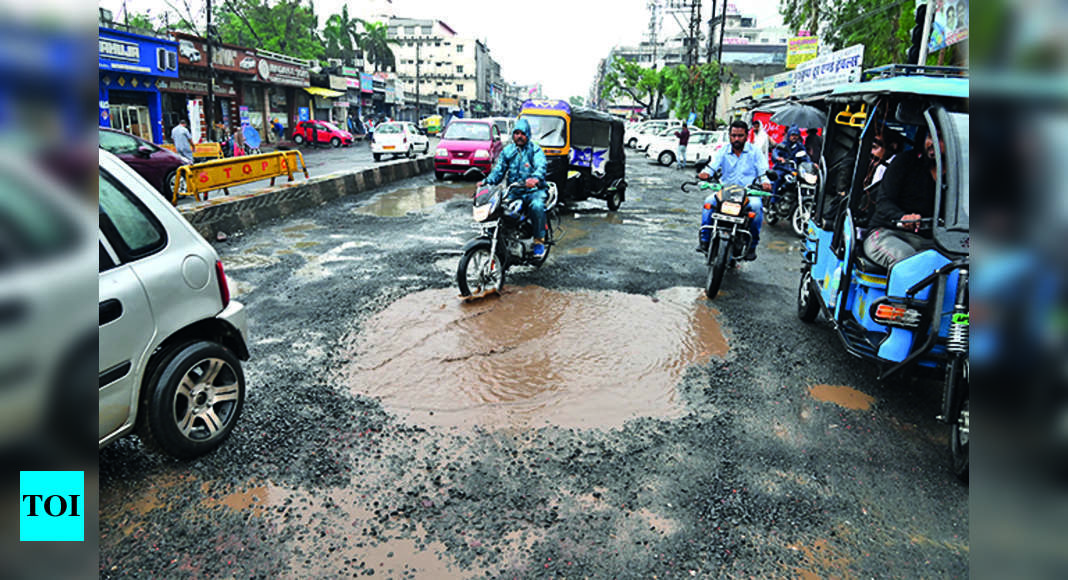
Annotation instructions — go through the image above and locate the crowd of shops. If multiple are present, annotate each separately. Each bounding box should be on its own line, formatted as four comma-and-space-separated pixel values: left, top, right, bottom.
98, 26, 407, 147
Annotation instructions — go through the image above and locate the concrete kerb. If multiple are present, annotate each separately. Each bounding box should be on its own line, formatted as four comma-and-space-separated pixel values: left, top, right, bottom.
179, 157, 434, 238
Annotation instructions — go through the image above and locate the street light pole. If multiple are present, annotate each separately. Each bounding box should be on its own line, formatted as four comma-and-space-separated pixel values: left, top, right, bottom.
205, 0, 215, 142
415, 40, 420, 122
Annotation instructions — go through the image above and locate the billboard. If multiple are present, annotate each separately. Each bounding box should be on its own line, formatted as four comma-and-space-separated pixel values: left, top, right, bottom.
792, 44, 864, 95
786, 36, 819, 69
928, 0, 968, 51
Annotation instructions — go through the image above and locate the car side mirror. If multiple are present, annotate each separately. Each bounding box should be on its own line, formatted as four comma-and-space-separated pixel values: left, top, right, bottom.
136, 144, 154, 158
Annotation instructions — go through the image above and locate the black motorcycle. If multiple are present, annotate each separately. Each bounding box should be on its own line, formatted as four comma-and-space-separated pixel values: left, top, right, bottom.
456, 181, 559, 297
764, 150, 819, 237
683, 167, 765, 299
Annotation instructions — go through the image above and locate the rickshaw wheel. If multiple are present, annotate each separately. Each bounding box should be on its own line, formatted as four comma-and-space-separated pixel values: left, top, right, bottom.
949, 360, 969, 483
797, 267, 820, 322
606, 190, 623, 212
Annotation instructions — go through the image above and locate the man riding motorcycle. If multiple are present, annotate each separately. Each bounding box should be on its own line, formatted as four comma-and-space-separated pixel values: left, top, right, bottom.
479, 118, 550, 258
698, 120, 773, 261
770, 125, 810, 204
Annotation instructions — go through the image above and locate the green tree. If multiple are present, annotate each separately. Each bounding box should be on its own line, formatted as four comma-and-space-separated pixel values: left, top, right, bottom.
323, 5, 364, 65
599, 56, 665, 114
568, 95, 585, 107
359, 20, 398, 72
663, 62, 721, 129
780, 0, 917, 68
216, 0, 323, 61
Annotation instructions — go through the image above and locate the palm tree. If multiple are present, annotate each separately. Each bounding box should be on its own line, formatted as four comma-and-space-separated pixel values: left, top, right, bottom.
359, 20, 398, 72
323, 5, 363, 65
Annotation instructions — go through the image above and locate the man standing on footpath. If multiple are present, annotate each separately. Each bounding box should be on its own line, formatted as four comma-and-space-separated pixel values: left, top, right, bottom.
171, 119, 194, 163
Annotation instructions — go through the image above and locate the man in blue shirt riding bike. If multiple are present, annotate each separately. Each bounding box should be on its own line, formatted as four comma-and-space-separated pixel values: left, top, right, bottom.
698, 120, 773, 261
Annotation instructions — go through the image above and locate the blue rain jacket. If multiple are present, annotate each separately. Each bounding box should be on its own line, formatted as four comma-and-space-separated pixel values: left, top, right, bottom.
484, 117, 548, 187
773, 125, 809, 165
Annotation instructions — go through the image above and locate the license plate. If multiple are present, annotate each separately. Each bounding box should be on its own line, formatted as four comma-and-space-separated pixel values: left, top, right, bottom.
453, 159, 469, 165
383, 145, 395, 150
713, 213, 744, 224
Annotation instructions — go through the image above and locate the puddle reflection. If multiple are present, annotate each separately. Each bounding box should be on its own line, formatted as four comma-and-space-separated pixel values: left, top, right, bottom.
357, 183, 474, 217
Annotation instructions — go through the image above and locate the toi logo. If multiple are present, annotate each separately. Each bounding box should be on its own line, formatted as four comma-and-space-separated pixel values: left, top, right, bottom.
20, 471, 84, 542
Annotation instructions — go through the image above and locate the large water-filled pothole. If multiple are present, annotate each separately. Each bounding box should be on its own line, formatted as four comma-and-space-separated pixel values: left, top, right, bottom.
356, 183, 474, 217
337, 286, 729, 429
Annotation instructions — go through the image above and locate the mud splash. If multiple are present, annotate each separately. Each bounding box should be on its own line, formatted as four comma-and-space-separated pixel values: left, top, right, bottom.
356, 183, 473, 217
337, 286, 729, 429
808, 384, 875, 411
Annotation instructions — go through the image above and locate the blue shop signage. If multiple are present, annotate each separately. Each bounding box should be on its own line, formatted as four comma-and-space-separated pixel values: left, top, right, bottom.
99, 28, 179, 78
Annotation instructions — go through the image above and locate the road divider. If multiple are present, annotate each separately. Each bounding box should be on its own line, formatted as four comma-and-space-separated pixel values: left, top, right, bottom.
179, 157, 434, 239
171, 151, 310, 204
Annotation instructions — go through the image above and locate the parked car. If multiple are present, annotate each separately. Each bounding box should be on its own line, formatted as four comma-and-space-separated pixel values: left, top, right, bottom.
434, 119, 504, 180
646, 129, 728, 166
99, 127, 188, 200
370, 121, 428, 161
292, 120, 354, 147
624, 119, 683, 148
634, 126, 678, 153
98, 149, 250, 458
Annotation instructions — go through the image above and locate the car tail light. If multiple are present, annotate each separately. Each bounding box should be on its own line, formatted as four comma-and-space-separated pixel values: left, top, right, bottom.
215, 260, 230, 308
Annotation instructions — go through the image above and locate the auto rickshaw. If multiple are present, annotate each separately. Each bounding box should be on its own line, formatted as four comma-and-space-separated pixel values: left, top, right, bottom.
517, 99, 571, 192
797, 65, 970, 480
420, 115, 443, 135
564, 107, 627, 210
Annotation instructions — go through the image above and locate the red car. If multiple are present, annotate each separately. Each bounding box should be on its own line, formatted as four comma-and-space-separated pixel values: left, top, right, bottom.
291, 120, 354, 147
434, 119, 504, 180
98, 127, 188, 198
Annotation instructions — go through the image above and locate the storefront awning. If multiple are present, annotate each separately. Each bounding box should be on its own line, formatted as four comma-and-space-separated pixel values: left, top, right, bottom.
304, 87, 345, 98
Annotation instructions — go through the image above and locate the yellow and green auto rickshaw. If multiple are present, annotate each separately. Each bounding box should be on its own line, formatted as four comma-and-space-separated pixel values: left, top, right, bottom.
420, 115, 443, 135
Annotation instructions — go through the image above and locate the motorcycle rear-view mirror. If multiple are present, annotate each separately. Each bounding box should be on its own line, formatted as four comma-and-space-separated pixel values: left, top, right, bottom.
693, 157, 711, 172
766, 170, 778, 180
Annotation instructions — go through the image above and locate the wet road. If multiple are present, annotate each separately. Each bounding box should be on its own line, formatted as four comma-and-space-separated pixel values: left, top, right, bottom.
100, 154, 969, 578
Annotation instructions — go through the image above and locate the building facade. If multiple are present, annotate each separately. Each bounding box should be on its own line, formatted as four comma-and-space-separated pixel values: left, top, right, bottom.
98, 26, 179, 144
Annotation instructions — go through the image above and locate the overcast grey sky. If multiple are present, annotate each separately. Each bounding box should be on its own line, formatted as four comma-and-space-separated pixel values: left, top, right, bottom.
100, 0, 785, 99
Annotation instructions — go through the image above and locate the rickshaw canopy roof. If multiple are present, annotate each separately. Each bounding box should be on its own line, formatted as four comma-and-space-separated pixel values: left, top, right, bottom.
830, 76, 969, 101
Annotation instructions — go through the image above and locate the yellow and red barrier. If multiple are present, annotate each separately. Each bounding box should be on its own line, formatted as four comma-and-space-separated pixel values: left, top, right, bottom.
160, 142, 224, 160
171, 150, 309, 204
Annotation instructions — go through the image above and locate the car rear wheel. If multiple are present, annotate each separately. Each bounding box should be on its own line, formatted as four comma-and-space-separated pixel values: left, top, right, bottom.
373, 153, 382, 162
407, 146, 414, 159
627, 137, 637, 148
658, 151, 675, 166
293, 134, 305, 145
164, 170, 185, 204
138, 341, 245, 459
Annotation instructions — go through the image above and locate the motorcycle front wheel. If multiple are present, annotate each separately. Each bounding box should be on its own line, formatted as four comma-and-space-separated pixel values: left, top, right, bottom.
704, 237, 729, 299
457, 243, 505, 297
791, 201, 812, 238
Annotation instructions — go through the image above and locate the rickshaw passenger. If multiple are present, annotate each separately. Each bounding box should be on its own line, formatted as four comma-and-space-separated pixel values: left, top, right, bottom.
480, 118, 550, 258
698, 120, 773, 261
862, 130, 943, 269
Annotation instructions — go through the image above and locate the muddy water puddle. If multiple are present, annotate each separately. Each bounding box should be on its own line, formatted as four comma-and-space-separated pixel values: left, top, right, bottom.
808, 384, 875, 410
337, 286, 729, 429
357, 183, 474, 217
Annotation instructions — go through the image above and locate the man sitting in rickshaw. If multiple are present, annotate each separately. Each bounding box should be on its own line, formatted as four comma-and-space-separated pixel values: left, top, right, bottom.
862, 128, 944, 269
479, 118, 550, 258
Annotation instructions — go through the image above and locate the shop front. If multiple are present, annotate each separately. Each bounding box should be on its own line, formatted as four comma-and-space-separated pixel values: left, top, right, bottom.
245, 51, 312, 140
99, 27, 179, 144
163, 32, 258, 142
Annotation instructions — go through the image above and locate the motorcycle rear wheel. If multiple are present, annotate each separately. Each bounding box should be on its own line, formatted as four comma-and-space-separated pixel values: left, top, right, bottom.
457, 244, 505, 297
704, 238, 729, 299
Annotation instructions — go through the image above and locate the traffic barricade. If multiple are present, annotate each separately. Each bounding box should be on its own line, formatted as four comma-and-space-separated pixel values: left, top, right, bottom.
160, 142, 224, 160
171, 150, 310, 204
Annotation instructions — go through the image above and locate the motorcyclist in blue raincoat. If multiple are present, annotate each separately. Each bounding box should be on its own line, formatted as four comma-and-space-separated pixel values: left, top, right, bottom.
480, 118, 550, 258
769, 125, 810, 203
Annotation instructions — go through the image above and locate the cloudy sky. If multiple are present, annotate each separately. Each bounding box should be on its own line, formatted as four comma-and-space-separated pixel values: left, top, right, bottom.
100, 0, 785, 99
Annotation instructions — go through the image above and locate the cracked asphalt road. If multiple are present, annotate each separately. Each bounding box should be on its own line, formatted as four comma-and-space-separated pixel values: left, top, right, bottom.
100, 153, 968, 578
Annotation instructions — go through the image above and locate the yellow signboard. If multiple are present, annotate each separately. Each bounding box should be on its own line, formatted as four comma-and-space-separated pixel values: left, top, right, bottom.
786, 36, 819, 69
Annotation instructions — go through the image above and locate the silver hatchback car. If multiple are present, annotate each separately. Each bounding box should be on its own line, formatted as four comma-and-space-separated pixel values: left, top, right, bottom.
99, 150, 250, 459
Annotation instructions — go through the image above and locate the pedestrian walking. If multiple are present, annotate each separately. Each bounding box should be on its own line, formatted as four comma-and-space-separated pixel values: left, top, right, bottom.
171, 119, 194, 163
750, 119, 770, 160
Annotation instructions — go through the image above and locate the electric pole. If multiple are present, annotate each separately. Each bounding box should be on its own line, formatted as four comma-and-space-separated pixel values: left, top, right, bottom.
206, 0, 215, 142
415, 41, 420, 122
687, 0, 701, 67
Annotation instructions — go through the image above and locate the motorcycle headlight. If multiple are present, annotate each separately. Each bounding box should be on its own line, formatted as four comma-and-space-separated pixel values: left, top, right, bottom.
801, 172, 818, 185
473, 150, 490, 159
721, 201, 742, 216
436, 148, 449, 157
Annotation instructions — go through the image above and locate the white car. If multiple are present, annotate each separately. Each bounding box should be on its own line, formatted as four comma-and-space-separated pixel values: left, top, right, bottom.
634, 126, 678, 153
371, 121, 430, 161
179, 40, 200, 63
239, 56, 256, 70
624, 119, 683, 148
647, 130, 728, 167
99, 149, 250, 458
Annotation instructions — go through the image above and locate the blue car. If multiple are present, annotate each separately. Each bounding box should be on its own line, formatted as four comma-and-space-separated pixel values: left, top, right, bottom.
796, 65, 970, 481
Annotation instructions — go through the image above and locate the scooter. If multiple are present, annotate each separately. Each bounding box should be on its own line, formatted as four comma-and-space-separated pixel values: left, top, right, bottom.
456, 181, 559, 298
